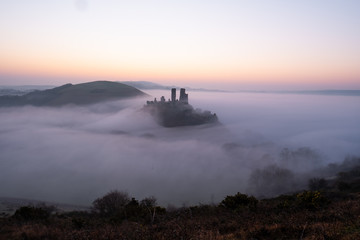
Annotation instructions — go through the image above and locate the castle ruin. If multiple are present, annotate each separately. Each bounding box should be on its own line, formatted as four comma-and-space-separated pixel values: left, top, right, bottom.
144, 88, 218, 127
147, 88, 188, 105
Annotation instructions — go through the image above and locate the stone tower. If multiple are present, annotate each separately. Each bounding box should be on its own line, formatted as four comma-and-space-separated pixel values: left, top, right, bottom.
171, 88, 176, 102
179, 88, 188, 104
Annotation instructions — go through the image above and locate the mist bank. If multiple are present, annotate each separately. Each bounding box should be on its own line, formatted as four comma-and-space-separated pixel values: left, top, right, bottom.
0, 91, 359, 206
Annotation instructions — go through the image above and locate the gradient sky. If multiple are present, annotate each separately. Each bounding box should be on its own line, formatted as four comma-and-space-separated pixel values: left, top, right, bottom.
0, 0, 359, 90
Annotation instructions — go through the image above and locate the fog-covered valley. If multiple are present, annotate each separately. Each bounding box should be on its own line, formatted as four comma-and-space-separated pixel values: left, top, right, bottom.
0, 90, 359, 206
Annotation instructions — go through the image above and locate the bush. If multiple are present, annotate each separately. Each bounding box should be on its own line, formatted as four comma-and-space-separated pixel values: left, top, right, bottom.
140, 196, 157, 208
13, 206, 51, 221
296, 191, 329, 210
92, 190, 130, 217
140, 196, 158, 223
92, 191, 165, 223
220, 192, 258, 210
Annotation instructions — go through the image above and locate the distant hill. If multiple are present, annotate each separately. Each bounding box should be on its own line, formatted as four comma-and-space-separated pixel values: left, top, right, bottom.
120, 81, 172, 90
0, 81, 147, 107
0, 197, 90, 215
119, 81, 229, 92
0, 85, 55, 96
0, 89, 28, 96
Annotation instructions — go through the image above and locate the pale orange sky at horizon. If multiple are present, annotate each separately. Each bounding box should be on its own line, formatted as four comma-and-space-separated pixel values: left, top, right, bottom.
1, 1, 359, 90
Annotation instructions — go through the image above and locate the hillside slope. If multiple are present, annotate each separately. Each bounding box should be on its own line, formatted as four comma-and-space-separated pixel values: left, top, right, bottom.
0, 81, 147, 107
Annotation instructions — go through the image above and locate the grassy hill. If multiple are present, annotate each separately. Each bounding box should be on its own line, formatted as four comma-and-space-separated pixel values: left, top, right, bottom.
0, 81, 147, 107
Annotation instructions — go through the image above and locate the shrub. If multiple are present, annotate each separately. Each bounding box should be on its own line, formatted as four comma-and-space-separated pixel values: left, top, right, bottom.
140, 196, 158, 223
124, 197, 142, 221
140, 196, 157, 208
13, 206, 51, 221
92, 190, 130, 217
296, 191, 329, 210
220, 192, 258, 210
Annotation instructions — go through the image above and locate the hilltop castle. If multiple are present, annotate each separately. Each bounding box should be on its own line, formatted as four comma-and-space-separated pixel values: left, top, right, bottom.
147, 88, 188, 105
144, 88, 218, 127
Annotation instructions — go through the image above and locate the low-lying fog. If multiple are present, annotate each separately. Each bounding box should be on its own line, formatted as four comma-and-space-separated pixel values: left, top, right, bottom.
1, 90, 359, 206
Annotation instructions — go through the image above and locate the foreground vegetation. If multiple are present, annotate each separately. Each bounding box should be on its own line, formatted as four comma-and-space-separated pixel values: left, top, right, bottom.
2, 158, 360, 240
1, 192, 360, 239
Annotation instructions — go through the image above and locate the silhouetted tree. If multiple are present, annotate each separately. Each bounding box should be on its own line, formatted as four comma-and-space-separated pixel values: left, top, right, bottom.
92, 190, 130, 217
280, 147, 322, 172
248, 164, 295, 197
140, 196, 157, 224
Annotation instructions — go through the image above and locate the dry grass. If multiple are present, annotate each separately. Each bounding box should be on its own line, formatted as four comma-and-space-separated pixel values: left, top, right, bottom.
1, 192, 360, 240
